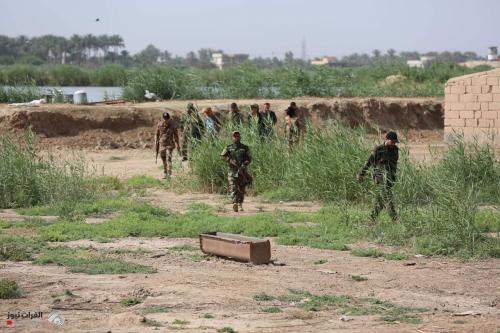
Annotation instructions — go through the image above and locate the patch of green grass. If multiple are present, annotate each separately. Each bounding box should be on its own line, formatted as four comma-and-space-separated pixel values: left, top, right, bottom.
108, 156, 127, 161
351, 248, 385, 258
172, 319, 189, 325
217, 327, 237, 333
0, 278, 21, 299
453, 320, 466, 324
168, 244, 197, 252
253, 293, 275, 301
261, 306, 282, 313
351, 275, 368, 282
143, 305, 169, 314
0, 235, 46, 261
125, 175, 164, 189
314, 259, 327, 265
36, 247, 157, 274
201, 313, 214, 319
120, 297, 142, 307
186, 253, 205, 262
63, 289, 76, 297
384, 252, 408, 260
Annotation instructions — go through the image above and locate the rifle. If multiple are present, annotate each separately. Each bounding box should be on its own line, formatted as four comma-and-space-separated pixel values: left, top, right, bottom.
155, 140, 159, 164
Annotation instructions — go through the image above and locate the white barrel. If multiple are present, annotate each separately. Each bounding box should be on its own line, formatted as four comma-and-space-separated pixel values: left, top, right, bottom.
74, 90, 88, 105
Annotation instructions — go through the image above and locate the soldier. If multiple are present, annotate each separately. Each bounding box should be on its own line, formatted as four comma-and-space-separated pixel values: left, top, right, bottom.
284, 101, 300, 148
202, 107, 221, 138
261, 102, 277, 136
181, 103, 204, 161
357, 131, 399, 225
220, 131, 252, 212
229, 102, 243, 128
248, 104, 265, 137
155, 112, 180, 179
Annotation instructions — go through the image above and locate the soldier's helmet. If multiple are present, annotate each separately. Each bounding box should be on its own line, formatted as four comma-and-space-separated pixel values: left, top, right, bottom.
385, 131, 399, 142
162, 112, 170, 119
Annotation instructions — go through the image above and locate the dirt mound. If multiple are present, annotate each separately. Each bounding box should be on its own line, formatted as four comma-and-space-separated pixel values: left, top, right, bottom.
0, 98, 443, 148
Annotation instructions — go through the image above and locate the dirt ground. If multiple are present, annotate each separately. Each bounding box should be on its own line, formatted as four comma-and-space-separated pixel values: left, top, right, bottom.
1, 147, 499, 333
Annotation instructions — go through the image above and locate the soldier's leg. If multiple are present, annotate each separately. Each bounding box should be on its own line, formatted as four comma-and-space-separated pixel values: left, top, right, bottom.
228, 176, 239, 212
160, 149, 168, 177
181, 133, 188, 161
384, 183, 397, 221
165, 148, 173, 175
370, 185, 384, 220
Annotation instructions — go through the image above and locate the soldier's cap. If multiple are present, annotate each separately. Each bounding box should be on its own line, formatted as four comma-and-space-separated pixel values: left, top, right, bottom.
385, 131, 399, 142
162, 112, 170, 118
232, 131, 241, 136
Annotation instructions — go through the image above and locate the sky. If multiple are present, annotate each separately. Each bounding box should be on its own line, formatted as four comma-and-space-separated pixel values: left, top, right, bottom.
1, 0, 499, 59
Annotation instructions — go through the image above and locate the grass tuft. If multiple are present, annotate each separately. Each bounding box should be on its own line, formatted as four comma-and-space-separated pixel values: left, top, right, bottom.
0, 279, 21, 299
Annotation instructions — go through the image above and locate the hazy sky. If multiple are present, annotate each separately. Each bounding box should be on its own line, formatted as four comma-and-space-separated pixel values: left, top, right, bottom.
1, 0, 499, 58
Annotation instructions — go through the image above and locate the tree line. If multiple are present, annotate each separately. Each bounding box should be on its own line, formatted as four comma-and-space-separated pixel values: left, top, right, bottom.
0, 34, 482, 69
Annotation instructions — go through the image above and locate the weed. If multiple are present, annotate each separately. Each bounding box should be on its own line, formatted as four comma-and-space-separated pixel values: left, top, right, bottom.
261, 306, 282, 313
168, 244, 198, 252
201, 313, 214, 319
125, 175, 164, 189
253, 293, 275, 301
120, 297, 142, 307
172, 319, 189, 325
0, 235, 46, 261
351, 275, 368, 282
0, 279, 21, 299
36, 247, 157, 274
143, 305, 169, 314
351, 248, 385, 258
217, 327, 237, 333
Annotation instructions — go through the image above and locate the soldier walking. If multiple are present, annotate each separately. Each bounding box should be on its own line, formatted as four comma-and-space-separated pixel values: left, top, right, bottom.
229, 102, 244, 128
261, 102, 277, 136
248, 104, 265, 138
284, 101, 301, 148
357, 131, 399, 225
220, 131, 252, 212
181, 103, 204, 161
155, 112, 180, 179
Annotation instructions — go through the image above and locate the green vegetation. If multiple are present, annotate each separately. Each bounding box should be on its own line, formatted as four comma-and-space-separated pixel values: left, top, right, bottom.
168, 244, 198, 252
217, 327, 237, 333
143, 305, 169, 314
172, 319, 190, 325
253, 293, 276, 301
0, 235, 46, 261
0, 130, 94, 213
125, 175, 164, 189
201, 313, 215, 319
351, 248, 385, 258
351, 275, 368, 282
36, 246, 157, 274
0, 278, 21, 299
120, 297, 142, 307
384, 252, 408, 260
261, 306, 282, 313
256, 289, 426, 323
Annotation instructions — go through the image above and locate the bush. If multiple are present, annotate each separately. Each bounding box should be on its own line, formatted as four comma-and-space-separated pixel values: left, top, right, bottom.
0, 130, 95, 210
0, 279, 21, 299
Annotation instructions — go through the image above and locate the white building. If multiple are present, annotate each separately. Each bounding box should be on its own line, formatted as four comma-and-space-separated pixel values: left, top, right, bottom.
407, 56, 435, 68
310, 56, 338, 66
211, 53, 249, 69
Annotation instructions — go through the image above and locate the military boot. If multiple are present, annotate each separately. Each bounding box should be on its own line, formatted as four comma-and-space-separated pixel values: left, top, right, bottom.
239, 203, 244, 211
232, 203, 238, 212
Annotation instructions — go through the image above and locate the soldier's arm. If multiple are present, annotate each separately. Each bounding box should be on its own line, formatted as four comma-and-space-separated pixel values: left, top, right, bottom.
220, 147, 230, 161
243, 147, 252, 166
174, 125, 180, 148
359, 149, 377, 177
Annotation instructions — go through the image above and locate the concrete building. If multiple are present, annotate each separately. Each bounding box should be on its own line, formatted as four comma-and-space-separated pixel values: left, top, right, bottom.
407, 56, 435, 68
444, 68, 500, 145
310, 56, 338, 66
488, 46, 499, 61
211, 53, 249, 69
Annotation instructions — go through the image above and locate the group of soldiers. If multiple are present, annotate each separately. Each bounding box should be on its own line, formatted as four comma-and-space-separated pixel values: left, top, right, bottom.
155, 102, 399, 223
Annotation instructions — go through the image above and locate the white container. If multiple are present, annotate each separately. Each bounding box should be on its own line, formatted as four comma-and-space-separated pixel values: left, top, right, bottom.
74, 90, 88, 105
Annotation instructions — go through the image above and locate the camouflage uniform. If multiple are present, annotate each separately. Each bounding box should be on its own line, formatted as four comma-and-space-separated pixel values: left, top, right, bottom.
156, 117, 180, 177
284, 106, 302, 148
220, 142, 252, 205
359, 144, 399, 221
181, 104, 204, 160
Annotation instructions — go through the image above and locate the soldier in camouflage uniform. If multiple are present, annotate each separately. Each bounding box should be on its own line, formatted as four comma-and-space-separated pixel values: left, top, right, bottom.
357, 131, 399, 225
220, 131, 252, 212
181, 103, 204, 161
155, 112, 180, 179
284, 102, 301, 148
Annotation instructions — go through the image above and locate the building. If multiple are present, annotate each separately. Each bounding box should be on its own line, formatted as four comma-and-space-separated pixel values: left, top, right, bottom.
310, 56, 338, 66
488, 46, 499, 61
211, 53, 249, 69
444, 68, 500, 145
406, 56, 435, 68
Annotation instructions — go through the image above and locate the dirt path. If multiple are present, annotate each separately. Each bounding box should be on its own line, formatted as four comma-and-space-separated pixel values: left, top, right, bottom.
1, 237, 499, 332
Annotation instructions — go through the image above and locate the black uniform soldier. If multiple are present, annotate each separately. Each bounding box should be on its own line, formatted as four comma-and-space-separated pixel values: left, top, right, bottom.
180, 103, 204, 161
357, 131, 399, 225
248, 104, 265, 138
155, 112, 180, 179
220, 131, 252, 212
229, 102, 244, 128
261, 102, 277, 136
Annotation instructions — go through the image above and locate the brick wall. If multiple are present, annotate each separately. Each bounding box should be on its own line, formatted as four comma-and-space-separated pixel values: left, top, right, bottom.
444, 68, 500, 145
